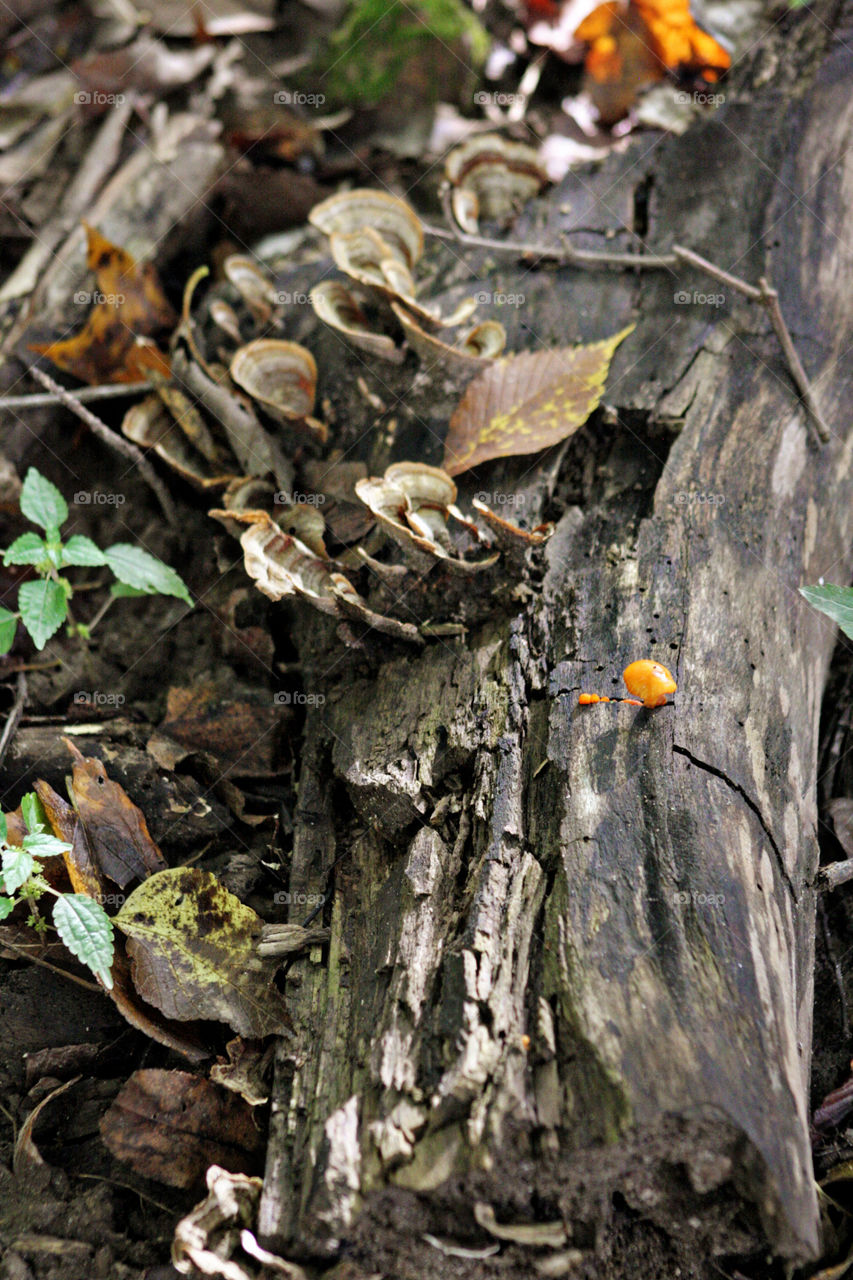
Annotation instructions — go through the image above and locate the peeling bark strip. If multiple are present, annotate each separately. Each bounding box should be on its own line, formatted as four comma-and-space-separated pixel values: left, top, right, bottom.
259, 21, 853, 1276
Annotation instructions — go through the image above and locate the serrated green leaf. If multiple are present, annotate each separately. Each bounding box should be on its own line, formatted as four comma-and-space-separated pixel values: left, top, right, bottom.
0, 812, 7, 843
0, 897, 15, 920
62, 535, 107, 567
800, 585, 853, 641
20, 468, 68, 533
21, 792, 44, 833
104, 544, 192, 607
18, 579, 68, 649
0, 608, 16, 655
53, 894, 114, 987
22, 832, 72, 858
2, 846, 34, 894
109, 582, 149, 599
3, 532, 48, 566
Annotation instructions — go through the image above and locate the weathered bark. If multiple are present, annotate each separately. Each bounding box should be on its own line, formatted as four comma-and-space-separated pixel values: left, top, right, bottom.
257, 9, 853, 1275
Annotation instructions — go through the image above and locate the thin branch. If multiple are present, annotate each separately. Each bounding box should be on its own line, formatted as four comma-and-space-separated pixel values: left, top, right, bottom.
425, 203, 830, 443
0, 671, 27, 774
28, 366, 179, 529
0, 381, 152, 410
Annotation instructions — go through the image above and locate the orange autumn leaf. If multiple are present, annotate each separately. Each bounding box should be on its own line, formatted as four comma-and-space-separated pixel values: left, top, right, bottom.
30, 223, 176, 384
575, 0, 729, 122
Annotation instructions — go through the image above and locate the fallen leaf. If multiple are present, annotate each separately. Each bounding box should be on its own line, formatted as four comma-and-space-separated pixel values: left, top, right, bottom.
108, 947, 211, 1062
575, 0, 730, 123
62, 738, 168, 889
30, 224, 176, 384
443, 325, 634, 476
157, 681, 284, 779
100, 1068, 264, 1188
35, 779, 105, 899
210, 1038, 272, 1106
113, 867, 293, 1038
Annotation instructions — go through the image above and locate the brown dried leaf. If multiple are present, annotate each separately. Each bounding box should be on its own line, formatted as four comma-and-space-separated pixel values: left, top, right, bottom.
62, 738, 168, 889
442, 326, 634, 476
114, 867, 292, 1038
30, 224, 176, 384
158, 682, 284, 779
100, 1069, 264, 1188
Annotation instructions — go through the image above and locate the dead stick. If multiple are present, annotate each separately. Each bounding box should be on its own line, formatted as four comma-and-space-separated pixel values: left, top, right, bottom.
28, 367, 178, 529
0, 671, 26, 773
0, 381, 152, 411
425, 204, 829, 443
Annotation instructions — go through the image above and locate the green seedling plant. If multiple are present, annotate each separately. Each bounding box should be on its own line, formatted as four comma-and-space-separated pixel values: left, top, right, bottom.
0, 792, 114, 986
0, 467, 192, 653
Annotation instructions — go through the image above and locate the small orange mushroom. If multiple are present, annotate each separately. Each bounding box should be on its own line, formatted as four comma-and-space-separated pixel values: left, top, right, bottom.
578, 659, 676, 709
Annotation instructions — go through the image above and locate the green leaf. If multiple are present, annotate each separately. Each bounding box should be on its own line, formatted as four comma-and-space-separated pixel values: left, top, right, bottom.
0, 812, 7, 843
53, 894, 114, 987
2, 845, 35, 894
20, 468, 68, 533
109, 582, 149, 599
0, 897, 15, 921
3, 533, 48, 566
0, 608, 16, 655
21, 791, 44, 833
800, 585, 853, 641
18, 579, 68, 649
22, 832, 72, 858
62, 535, 107, 567
104, 544, 193, 607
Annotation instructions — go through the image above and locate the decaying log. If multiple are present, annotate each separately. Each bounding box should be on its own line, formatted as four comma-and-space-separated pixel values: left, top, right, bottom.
246, 11, 853, 1277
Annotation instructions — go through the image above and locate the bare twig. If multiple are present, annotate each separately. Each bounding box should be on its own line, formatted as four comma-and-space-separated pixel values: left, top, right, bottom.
425, 203, 830, 442
0, 381, 151, 410
0, 671, 27, 774
818, 860, 853, 891
28, 366, 178, 529
0, 936, 102, 992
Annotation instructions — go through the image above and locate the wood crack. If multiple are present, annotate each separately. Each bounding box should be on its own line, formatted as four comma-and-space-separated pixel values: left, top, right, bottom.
672, 743, 798, 904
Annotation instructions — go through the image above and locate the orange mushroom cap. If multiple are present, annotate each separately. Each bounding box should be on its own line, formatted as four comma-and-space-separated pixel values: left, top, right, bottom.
622, 659, 677, 707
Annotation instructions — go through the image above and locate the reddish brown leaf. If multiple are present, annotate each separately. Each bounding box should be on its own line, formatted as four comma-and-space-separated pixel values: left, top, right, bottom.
30, 224, 175, 384
157, 681, 284, 778
100, 1069, 264, 1188
443, 326, 634, 476
62, 738, 168, 889
35, 778, 106, 900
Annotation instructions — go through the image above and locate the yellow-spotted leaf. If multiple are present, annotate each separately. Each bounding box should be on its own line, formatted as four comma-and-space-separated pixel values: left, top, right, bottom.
442, 325, 634, 476
113, 867, 291, 1038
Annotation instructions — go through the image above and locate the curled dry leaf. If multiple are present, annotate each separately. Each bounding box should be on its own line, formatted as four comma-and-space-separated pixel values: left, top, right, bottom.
100, 1069, 264, 1190
30, 224, 176, 384
442, 325, 635, 476
311, 280, 403, 363
210, 1038, 272, 1106
445, 135, 548, 230
114, 866, 294, 1038
230, 339, 327, 444
62, 737, 168, 889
